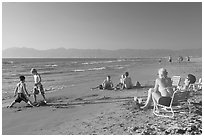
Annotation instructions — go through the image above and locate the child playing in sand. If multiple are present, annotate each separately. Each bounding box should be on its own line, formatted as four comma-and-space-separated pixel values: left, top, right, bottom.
91, 75, 114, 90
8, 76, 34, 108
31, 68, 47, 104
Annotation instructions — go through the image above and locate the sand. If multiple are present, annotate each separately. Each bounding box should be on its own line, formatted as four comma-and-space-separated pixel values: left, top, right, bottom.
2, 58, 202, 135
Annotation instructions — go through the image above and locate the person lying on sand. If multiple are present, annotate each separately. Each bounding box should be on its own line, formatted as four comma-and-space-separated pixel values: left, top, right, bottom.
122, 72, 133, 89
8, 76, 34, 108
140, 68, 174, 110
91, 75, 114, 90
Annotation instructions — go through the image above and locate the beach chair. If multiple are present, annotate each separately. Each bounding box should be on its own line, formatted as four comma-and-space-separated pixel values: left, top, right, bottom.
171, 76, 181, 90
192, 78, 202, 91
153, 89, 191, 118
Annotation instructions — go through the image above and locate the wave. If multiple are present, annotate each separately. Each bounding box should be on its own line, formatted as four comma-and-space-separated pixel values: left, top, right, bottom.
82, 62, 89, 65
71, 69, 86, 72
88, 67, 106, 71
81, 59, 133, 65
3, 61, 14, 65
45, 64, 58, 67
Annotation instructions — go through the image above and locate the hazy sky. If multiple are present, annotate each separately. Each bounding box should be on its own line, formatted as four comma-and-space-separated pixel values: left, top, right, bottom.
2, 2, 202, 50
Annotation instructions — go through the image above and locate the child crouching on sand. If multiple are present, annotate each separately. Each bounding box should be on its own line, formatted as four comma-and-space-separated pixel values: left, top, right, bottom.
8, 76, 34, 108
31, 68, 47, 104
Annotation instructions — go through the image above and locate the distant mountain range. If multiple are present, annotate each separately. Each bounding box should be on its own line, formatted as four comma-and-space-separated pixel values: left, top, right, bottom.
2, 47, 202, 58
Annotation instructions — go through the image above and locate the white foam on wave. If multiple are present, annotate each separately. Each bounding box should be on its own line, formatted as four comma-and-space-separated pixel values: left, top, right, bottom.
88, 67, 106, 71
82, 62, 89, 65
45, 64, 58, 67
3, 61, 14, 64
72, 69, 86, 72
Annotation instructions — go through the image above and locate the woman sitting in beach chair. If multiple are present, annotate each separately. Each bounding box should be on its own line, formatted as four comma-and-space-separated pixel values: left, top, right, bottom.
140, 68, 174, 110
91, 75, 114, 90
140, 68, 196, 110
152, 74, 196, 117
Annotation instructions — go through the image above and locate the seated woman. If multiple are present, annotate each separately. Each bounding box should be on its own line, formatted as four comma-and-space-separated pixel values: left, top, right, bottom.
114, 74, 125, 90
91, 75, 114, 90
179, 74, 196, 90
122, 72, 133, 89
140, 68, 174, 110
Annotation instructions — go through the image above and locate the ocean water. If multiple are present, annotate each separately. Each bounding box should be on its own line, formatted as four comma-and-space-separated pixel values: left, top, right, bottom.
2, 58, 158, 100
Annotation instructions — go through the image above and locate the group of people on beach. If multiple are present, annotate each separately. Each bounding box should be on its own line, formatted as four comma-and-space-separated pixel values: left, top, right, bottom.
8, 66, 198, 112
8, 68, 47, 108
91, 71, 140, 91
140, 68, 196, 110
168, 55, 190, 63
92, 67, 197, 111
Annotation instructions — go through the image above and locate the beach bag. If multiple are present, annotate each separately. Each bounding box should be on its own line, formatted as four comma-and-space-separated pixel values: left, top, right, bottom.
135, 81, 141, 88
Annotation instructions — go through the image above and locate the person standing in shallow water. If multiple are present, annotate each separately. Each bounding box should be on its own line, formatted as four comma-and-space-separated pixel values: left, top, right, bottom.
168, 56, 172, 63
31, 68, 47, 104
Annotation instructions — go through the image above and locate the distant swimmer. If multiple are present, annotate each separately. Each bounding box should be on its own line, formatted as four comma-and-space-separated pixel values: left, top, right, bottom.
168, 56, 172, 63
159, 58, 162, 64
178, 56, 183, 63
186, 56, 190, 61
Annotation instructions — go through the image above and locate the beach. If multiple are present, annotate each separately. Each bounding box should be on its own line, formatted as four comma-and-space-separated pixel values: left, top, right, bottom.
2, 57, 202, 135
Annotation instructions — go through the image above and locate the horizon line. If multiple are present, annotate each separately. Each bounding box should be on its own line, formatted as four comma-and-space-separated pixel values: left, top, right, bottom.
3, 47, 202, 51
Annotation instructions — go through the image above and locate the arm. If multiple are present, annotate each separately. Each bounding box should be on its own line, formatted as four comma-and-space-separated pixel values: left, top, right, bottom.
102, 80, 106, 87
153, 79, 159, 93
110, 81, 114, 87
13, 86, 18, 97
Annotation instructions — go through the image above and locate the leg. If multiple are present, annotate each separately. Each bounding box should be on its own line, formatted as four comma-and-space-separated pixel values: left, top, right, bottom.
27, 100, 35, 107
91, 85, 102, 90
33, 93, 37, 103
33, 87, 38, 103
41, 92, 47, 103
8, 101, 17, 108
140, 88, 154, 110
39, 85, 46, 103
152, 91, 161, 110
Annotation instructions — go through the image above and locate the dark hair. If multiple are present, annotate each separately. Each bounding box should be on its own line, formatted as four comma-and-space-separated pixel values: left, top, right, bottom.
107, 75, 111, 78
125, 72, 129, 76
187, 74, 196, 84
19, 75, 25, 81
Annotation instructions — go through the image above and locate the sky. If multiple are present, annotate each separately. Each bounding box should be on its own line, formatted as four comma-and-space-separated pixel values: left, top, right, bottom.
2, 2, 202, 50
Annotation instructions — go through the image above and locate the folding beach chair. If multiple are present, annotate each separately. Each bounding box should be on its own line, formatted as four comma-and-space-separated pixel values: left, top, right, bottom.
192, 78, 202, 91
171, 76, 181, 90
153, 89, 191, 118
